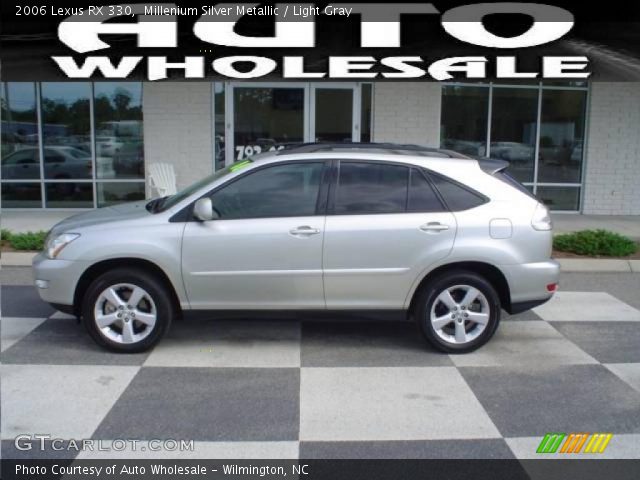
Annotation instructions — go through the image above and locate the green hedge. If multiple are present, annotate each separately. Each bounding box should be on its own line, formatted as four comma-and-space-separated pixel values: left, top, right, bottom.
554, 229, 638, 257
1, 230, 48, 251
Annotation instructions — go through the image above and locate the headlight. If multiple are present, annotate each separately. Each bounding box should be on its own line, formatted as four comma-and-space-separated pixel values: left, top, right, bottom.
45, 233, 80, 259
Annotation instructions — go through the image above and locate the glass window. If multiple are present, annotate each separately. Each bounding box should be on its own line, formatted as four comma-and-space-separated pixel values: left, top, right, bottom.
1, 83, 40, 181
94, 83, 144, 180
537, 89, 587, 184
233, 87, 304, 161
441, 86, 489, 156
536, 186, 580, 211
209, 162, 323, 219
97, 182, 147, 207
408, 169, 444, 212
360, 84, 373, 142
314, 88, 353, 143
335, 162, 409, 215
214, 82, 226, 171
45, 182, 93, 208
1, 182, 42, 208
41, 83, 92, 180
429, 172, 486, 211
490, 88, 538, 183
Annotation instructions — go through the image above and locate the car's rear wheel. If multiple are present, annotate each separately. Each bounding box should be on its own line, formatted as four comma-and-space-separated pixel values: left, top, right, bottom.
82, 268, 174, 352
415, 270, 501, 353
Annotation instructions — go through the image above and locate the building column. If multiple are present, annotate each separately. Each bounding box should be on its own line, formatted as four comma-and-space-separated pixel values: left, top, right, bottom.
142, 83, 214, 195
372, 83, 442, 147
582, 82, 640, 215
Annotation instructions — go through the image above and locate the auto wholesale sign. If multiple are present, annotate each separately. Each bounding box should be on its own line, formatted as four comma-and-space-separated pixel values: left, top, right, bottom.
5, 1, 616, 81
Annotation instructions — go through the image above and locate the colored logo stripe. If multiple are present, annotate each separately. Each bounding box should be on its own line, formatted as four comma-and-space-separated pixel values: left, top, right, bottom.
537, 433, 613, 454
536, 433, 565, 453
584, 433, 613, 453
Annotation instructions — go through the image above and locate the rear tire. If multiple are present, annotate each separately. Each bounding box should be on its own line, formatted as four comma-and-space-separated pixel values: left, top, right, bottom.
82, 268, 174, 353
415, 270, 501, 353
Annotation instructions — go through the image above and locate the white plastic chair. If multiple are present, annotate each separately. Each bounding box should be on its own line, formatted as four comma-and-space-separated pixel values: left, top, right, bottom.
148, 163, 177, 197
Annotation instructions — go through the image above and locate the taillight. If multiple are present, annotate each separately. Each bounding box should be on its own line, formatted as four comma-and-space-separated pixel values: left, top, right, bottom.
531, 203, 552, 231
547, 283, 558, 292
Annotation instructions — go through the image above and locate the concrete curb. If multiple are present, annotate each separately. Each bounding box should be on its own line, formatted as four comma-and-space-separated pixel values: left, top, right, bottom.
1, 252, 37, 267
557, 258, 636, 273
1, 252, 638, 273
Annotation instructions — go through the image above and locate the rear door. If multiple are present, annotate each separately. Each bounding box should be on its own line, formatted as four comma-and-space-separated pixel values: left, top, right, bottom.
322, 161, 456, 309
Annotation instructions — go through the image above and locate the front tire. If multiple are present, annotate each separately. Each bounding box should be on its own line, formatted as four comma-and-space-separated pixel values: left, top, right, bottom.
82, 268, 174, 353
415, 270, 501, 353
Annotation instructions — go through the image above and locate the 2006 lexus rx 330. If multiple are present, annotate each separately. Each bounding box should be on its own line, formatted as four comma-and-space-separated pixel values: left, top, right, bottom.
33, 143, 559, 353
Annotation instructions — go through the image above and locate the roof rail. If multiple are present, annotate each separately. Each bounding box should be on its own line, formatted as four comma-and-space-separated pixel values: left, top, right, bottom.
276, 142, 469, 159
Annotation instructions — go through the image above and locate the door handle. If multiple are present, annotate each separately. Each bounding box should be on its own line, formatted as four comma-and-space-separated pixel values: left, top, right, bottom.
420, 222, 450, 233
290, 226, 321, 236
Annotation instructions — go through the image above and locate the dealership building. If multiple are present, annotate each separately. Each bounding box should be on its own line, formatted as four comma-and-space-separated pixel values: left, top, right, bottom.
1, 81, 639, 218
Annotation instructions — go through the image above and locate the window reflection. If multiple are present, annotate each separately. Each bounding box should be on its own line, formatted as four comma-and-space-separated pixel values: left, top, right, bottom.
234, 88, 304, 161
538, 90, 587, 184
94, 83, 144, 179
441, 86, 489, 156
97, 182, 146, 207
1, 83, 40, 181
490, 88, 538, 183
214, 83, 226, 171
41, 83, 92, 180
1, 182, 41, 208
45, 182, 93, 208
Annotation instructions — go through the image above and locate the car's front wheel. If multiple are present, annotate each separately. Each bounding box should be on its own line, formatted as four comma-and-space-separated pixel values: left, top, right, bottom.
415, 270, 501, 353
82, 268, 174, 352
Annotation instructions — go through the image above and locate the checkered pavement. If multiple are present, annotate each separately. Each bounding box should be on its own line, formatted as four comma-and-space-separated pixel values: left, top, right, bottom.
2, 284, 640, 461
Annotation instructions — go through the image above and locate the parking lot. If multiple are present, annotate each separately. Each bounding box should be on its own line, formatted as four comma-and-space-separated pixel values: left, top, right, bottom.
2, 267, 640, 460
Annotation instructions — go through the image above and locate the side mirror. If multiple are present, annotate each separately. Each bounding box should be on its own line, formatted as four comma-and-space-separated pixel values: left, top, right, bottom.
193, 198, 219, 221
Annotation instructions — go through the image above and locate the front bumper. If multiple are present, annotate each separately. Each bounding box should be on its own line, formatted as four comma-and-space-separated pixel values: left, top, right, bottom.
500, 259, 560, 313
32, 252, 88, 308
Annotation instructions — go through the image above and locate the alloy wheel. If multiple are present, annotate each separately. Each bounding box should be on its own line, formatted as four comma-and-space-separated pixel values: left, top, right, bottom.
93, 283, 157, 345
429, 284, 490, 345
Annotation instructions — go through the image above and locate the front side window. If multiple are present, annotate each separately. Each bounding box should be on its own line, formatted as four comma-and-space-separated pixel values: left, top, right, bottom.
209, 162, 324, 219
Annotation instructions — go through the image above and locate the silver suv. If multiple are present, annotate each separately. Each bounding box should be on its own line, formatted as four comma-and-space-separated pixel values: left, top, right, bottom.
33, 143, 559, 353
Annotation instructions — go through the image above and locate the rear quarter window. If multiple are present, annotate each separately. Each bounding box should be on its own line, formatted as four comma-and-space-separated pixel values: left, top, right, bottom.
427, 171, 487, 211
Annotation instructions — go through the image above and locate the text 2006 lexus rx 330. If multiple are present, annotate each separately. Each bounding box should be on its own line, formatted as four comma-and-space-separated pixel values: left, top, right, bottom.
33, 143, 559, 353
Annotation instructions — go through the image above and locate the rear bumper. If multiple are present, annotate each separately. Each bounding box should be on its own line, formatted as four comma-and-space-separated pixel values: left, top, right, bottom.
500, 259, 560, 314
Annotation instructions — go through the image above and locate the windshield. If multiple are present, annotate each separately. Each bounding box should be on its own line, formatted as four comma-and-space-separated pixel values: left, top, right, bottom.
155, 159, 253, 212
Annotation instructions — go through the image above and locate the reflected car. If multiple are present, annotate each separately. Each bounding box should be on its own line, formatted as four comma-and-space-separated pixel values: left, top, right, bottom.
490, 142, 534, 163
2, 146, 92, 180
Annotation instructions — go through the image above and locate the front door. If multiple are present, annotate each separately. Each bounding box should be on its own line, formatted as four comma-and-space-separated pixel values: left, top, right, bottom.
182, 161, 327, 309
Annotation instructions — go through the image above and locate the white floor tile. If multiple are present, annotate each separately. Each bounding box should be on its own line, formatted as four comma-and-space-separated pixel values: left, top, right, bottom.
451, 321, 597, 367
300, 367, 501, 441
534, 292, 640, 322
1, 364, 139, 440
1, 317, 46, 352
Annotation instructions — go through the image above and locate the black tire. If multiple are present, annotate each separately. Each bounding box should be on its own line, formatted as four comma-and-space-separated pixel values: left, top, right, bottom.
82, 268, 175, 353
415, 270, 501, 353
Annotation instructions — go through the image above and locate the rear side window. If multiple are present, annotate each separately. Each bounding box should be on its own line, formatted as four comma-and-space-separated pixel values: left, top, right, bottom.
428, 171, 487, 211
335, 162, 407, 214
333, 162, 446, 214
408, 168, 444, 212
